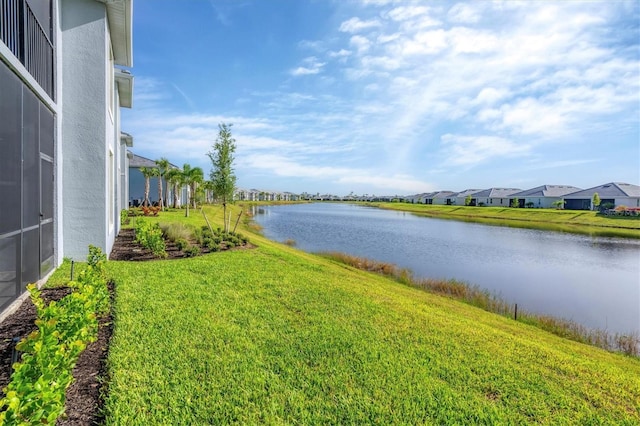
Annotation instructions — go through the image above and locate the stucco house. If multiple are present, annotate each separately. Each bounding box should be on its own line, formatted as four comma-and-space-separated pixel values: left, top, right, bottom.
408, 193, 433, 204
128, 153, 187, 207
473, 188, 521, 207
452, 189, 483, 206
0, 0, 134, 315
563, 182, 640, 210
509, 185, 582, 209
430, 191, 456, 205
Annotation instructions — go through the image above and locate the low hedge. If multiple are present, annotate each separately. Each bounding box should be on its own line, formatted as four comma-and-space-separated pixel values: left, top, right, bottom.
0, 246, 109, 425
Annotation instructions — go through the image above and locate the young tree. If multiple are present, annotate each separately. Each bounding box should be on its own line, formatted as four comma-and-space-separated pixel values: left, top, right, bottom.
592, 192, 601, 211
139, 166, 156, 207
155, 157, 170, 211
465, 195, 472, 206
207, 123, 237, 232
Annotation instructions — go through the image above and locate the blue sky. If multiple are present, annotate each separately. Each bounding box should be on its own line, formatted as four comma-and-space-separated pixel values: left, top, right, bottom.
123, 0, 639, 196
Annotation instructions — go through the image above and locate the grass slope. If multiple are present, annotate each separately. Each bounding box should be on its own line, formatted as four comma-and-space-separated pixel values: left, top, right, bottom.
102, 208, 640, 424
368, 202, 640, 238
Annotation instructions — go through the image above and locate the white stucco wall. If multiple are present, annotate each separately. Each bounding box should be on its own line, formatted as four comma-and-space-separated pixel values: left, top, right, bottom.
60, 0, 110, 260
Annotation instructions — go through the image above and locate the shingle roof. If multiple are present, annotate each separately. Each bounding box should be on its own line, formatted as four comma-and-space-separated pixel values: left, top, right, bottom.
129, 153, 179, 169
512, 185, 582, 198
473, 188, 521, 198
452, 189, 484, 197
431, 191, 456, 199
563, 182, 640, 198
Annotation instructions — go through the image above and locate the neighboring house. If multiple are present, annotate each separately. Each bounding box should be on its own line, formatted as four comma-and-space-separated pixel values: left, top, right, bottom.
128, 153, 186, 207
430, 191, 456, 205
510, 185, 582, 209
563, 182, 640, 210
0, 0, 134, 314
452, 189, 484, 206
473, 188, 521, 207
408, 193, 434, 204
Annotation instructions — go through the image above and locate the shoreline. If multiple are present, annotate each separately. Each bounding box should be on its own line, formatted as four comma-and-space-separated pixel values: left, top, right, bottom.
362, 201, 640, 239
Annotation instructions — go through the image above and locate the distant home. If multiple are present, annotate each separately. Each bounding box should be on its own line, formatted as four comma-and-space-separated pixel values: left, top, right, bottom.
563, 182, 640, 210
510, 185, 582, 209
452, 189, 484, 206
473, 188, 521, 207
129, 153, 186, 207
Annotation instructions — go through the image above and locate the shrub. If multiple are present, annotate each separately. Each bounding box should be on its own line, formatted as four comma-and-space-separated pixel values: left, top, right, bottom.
134, 221, 167, 258
160, 223, 193, 243
176, 238, 189, 251
120, 209, 129, 225
183, 245, 200, 257
0, 246, 109, 424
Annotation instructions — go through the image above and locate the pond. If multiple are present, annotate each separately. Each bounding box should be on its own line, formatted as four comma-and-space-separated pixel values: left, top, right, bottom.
252, 203, 640, 335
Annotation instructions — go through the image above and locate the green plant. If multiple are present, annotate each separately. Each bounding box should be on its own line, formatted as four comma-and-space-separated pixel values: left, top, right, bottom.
134, 221, 167, 258
0, 247, 109, 425
120, 209, 129, 225
183, 245, 200, 257
176, 238, 189, 251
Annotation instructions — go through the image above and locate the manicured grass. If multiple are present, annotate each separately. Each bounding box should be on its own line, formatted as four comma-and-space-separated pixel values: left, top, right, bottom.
368, 202, 640, 238
102, 208, 640, 424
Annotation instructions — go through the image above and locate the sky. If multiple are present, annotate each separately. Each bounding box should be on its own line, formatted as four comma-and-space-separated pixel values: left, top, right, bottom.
122, 0, 640, 196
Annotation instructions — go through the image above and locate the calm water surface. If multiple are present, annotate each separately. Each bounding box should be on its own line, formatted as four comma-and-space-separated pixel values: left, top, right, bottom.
253, 203, 640, 334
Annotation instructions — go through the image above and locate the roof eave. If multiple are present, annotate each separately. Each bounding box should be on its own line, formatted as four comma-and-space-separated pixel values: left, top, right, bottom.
98, 0, 133, 67
115, 68, 134, 108
120, 131, 133, 147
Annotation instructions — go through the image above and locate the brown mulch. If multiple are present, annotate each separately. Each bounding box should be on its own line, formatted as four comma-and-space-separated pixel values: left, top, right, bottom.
0, 283, 114, 426
109, 227, 254, 261
0, 228, 252, 424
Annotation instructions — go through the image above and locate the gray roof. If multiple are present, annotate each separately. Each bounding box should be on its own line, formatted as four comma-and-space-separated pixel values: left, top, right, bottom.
564, 182, 640, 198
473, 188, 521, 198
511, 185, 582, 198
452, 189, 484, 197
129, 153, 178, 169
430, 191, 456, 199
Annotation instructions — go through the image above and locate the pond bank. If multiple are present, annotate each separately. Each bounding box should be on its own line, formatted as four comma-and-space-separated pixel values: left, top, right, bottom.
365, 202, 640, 238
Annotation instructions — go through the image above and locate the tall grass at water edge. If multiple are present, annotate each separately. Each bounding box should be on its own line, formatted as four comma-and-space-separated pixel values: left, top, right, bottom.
319, 251, 640, 357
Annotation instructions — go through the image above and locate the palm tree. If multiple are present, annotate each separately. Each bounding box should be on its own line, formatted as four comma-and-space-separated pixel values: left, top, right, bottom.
165, 168, 182, 209
202, 180, 215, 204
180, 164, 204, 217
139, 166, 157, 207
155, 157, 170, 211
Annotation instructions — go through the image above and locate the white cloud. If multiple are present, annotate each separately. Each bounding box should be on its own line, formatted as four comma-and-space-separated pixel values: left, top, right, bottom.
290, 56, 326, 76
386, 5, 431, 22
242, 153, 433, 193
328, 49, 352, 58
339, 17, 381, 33
440, 134, 531, 166
447, 3, 481, 24
349, 35, 372, 53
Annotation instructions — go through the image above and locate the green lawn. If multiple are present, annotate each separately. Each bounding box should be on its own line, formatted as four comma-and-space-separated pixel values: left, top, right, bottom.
95, 208, 640, 424
367, 202, 640, 238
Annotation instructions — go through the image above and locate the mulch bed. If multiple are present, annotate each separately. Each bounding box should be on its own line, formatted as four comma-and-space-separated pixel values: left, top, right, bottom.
0, 228, 253, 423
0, 282, 114, 425
109, 227, 254, 261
